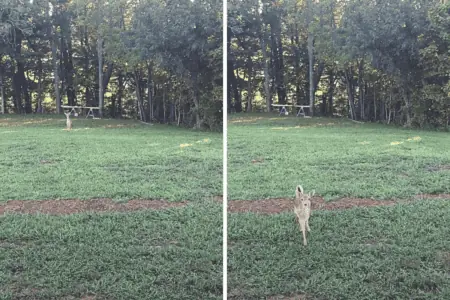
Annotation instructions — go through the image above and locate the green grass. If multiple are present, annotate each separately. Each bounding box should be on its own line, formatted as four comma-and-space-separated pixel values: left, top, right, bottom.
0, 115, 222, 202
228, 113, 450, 299
0, 202, 222, 300
228, 199, 450, 299
0, 115, 223, 299
228, 113, 450, 201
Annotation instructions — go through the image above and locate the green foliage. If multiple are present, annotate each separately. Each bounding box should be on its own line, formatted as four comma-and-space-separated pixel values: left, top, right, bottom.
1, 0, 222, 130
413, 84, 449, 128
229, 0, 450, 128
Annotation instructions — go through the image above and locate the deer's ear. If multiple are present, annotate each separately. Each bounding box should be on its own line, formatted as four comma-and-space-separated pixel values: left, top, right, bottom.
296, 185, 304, 198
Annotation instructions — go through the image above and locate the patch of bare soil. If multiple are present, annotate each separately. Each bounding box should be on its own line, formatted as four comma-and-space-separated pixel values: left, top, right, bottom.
227, 197, 396, 214
415, 193, 450, 199
227, 194, 450, 214
266, 294, 308, 300
251, 157, 265, 164
438, 251, 450, 271
425, 164, 450, 172
228, 292, 308, 300
0, 198, 188, 216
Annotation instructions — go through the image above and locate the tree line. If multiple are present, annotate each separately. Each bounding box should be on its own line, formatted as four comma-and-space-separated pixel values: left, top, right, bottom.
228, 0, 449, 128
0, 0, 222, 130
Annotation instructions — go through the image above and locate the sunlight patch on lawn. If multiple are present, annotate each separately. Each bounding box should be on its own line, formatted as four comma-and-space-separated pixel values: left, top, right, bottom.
0, 130, 18, 134
230, 117, 264, 123
180, 143, 193, 148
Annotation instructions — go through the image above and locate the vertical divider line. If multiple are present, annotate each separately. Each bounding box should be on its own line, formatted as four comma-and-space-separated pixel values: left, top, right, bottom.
222, 0, 228, 298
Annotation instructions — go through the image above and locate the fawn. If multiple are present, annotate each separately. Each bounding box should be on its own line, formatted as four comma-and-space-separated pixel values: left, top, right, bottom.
64, 112, 72, 130
294, 185, 313, 246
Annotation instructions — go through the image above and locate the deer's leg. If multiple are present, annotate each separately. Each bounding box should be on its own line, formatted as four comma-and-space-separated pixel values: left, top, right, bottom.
299, 221, 307, 246
298, 218, 303, 232
306, 219, 310, 232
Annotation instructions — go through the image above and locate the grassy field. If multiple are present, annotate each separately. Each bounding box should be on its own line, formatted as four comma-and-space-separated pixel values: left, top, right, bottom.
229, 199, 450, 299
0, 115, 222, 299
0, 115, 222, 202
228, 113, 450, 201
0, 202, 222, 300
228, 113, 450, 299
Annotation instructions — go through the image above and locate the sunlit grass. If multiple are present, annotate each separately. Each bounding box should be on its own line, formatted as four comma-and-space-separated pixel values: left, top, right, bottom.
229, 199, 450, 299
228, 113, 450, 201
228, 112, 450, 299
0, 114, 222, 202
0, 202, 222, 299
0, 114, 223, 299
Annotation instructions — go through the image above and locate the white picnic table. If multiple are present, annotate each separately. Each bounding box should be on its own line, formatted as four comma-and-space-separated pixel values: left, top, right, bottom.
61, 105, 101, 119
271, 104, 310, 117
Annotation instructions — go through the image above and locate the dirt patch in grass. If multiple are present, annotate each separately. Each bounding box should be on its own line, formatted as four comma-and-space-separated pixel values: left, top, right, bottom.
103, 124, 134, 128
416, 193, 450, 199
438, 251, 450, 271
425, 164, 450, 172
266, 294, 308, 300
227, 194, 450, 214
228, 197, 395, 214
0, 198, 188, 216
228, 290, 308, 300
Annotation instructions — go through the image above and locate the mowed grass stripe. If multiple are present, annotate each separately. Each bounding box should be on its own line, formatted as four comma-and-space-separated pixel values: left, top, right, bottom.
228, 199, 450, 299
0, 203, 222, 300
0, 115, 222, 202
228, 113, 450, 201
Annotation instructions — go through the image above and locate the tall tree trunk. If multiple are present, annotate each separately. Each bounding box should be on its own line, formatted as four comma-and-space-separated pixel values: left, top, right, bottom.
270, 20, 286, 105
82, 25, 91, 106
246, 56, 254, 112
192, 90, 200, 128
260, 29, 272, 111
134, 70, 145, 122
117, 71, 123, 118
163, 85, 167, 123
256, 5, 272, 111
307, 32, 314, 116
307, 0, 315, 116
227, 27, 241, 112
228, 62, 241, 112
321, 94, 326, 115
102, 62, 114, 99
403, 85, 412, 127
12, 68, 22, 114
345, 67, 356, 120
147, 62, 153, 121
292, 30, 301, 106
192, 75, 201, 129
51, 24, 61, 114
313, 62, 325, 95
327, 69, 334, 116
97, 37, 103, 117
19, 63, 31, 114
358, 59, 365, 120
373, 83, 377, 121
36, 58, 44, 113
110, 95, 116, 117
11, 28, 24, 114
61, 16, 76, 107
0, 57, 5, 114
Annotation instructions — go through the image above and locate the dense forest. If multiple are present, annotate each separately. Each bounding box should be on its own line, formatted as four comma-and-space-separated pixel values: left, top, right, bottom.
0, 0, 222, 130
228, 0, 450, 128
